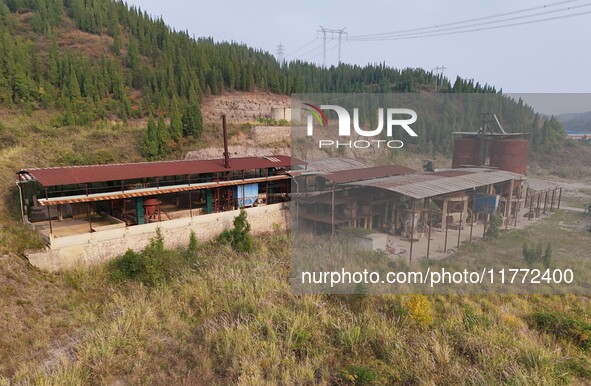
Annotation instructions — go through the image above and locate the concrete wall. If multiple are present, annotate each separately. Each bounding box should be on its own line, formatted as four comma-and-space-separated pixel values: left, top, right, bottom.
271, 107, 291, 121
26, 204, 289, 272
252, 126, 291, 144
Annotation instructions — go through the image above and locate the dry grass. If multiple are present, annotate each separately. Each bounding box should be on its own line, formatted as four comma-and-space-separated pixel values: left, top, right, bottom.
0, 215, 589, 384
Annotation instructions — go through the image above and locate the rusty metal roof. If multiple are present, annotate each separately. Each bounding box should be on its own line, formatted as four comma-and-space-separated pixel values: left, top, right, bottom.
38, 175, 291, 206
343, 169, 525, 199
323, 165, 415, 183
18, 155, 303, 187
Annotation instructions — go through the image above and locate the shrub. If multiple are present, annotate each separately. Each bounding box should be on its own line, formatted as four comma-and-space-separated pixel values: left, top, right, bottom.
463, 305, 490, 330
339, 365, 377, 385
108, 229, 180, 286
485, 213, 503, 239
406, 294, 433, 327
217, 208, 254, 253
542, 243, 553, 268
522, 242, 552, 268
529, 311, 591, 351
185, 230, 198, 260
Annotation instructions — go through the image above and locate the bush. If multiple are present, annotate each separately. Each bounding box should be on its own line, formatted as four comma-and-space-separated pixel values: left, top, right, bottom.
529, 311, 591, 351
108, 229, 180, 286
339, 365, 378, 385
406, 295, 433, 327
485, 213, 503, 239
186, 230, 198, 260
217, 208, 254, 253
522, 242, 552, 268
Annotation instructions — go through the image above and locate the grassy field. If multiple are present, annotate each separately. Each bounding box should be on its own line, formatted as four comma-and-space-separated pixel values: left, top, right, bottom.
0, 210, 590, 385
1, 110, 591, 384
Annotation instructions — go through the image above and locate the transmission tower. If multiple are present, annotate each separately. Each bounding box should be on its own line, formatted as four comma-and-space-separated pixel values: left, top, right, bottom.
432, 65, 447, 91
276, 42, 285, 63
317, 26, 348, 66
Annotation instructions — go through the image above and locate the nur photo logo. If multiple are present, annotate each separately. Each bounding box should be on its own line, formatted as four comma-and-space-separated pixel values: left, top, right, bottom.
302, 102, 418, 149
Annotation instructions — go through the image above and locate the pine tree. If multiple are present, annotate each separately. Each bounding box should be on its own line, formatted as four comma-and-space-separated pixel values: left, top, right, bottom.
126, 38, 140, 69
67, 67, 81, 100
112, 28, 121, 56
181, 102, 203, 138
47, 39, 59, 86
169, 97, 182, 142
156, 114, 171, 156
141, 112, 159, 159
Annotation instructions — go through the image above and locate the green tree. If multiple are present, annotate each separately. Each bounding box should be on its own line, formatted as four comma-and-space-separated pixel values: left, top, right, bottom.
112, 28, 121, 56
156, 114, 171, 154
125, 37, 140, 69
141, 112, 159, 159
485, 213, 503, 239
169, 97, 182, 142
218, 208, 254, 253
47, 39, 59, 86
181, 102, 203, 138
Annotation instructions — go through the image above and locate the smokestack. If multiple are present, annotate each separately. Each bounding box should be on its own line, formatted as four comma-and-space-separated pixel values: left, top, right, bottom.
222, 114, 230, 168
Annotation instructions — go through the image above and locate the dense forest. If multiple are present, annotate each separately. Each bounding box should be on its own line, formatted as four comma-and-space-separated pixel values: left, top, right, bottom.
0, 0, 565, 158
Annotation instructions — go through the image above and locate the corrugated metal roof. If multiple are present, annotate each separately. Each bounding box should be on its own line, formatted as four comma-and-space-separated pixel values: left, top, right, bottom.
526, 178, 560, 192
300, 158, 369, 174
323, 165, 415, 183
18, 155, 303, 187
38, 175, 291, 206
343, 169, 525, 199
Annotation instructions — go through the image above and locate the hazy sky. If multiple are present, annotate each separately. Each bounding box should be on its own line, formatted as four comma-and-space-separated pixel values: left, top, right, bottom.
126, 0, 591, 114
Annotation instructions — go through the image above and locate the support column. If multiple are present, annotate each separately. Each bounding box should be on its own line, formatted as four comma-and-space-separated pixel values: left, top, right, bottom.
470, 190, 476, 243
543, 191, 548, 213
88, 202, 92, 233
427, 208, 432, 260
529, 191, 534, 220
409, 202, 415, 263
136, 197, 145, 225
514, 185, 520, 227
457, 197, 463, 248
46, 205, 53, 237
331, 183, 335, 237
557, 188, 562, 210
444, 201, 449, 252
441, 198, 448, 232
505, 179, 514, 230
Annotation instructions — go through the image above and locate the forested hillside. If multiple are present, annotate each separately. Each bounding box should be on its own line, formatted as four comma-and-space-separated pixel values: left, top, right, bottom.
557, 111, 591, 133
0, 0, 565, 158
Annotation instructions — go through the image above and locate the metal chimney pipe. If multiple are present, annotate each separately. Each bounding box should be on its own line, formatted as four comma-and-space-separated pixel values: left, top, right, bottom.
222, 114, 230, 168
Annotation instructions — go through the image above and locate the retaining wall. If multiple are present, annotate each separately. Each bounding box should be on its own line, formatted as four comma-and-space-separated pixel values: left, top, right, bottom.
26, 204, 289, 271
251, 126, 291, 144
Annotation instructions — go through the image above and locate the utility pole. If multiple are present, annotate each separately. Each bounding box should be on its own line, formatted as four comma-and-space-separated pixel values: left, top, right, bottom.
432, 65, 446, 91
317, 26, 348, 66
276, 42, 285, 63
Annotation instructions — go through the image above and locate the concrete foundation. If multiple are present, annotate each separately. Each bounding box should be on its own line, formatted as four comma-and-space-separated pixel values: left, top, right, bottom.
26, 203, 289, 272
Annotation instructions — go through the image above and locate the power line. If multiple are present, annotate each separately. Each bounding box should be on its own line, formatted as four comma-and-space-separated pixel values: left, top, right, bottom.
285, 1, 590, 66
349, 0, 582, 40
300, 41, 344, 63
292, 42, 325, 61
284, 38, 318, 58
348, 8, 591, 42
